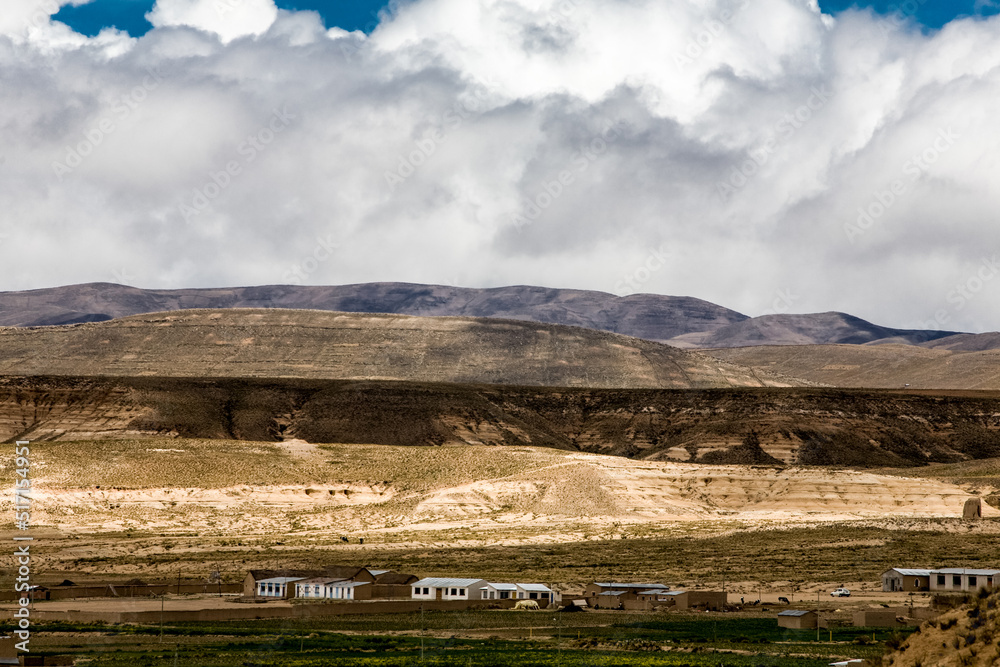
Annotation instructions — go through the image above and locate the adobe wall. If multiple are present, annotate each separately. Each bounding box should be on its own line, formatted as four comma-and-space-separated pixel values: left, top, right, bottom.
33, 598, 518, 624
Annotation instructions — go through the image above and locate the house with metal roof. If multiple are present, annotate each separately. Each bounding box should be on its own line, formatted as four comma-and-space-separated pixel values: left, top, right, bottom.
244, 566, 376, 598
930, 568, 1000, 592
882, 568, 934, 592
583, 582, 669, 609
516, 583, 555, 603
255, 576, 306, 599
294, 577, 372, 600
777, 609, 818, 629
882, 567, 999, 593
411, 578, 489, 601
477, 582, 556, 605
592, 590, 630, 609
480, 582, 517, 600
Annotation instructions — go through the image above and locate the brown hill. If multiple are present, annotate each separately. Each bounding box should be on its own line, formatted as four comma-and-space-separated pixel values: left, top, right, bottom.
667, 312, 956, 348
920, 332, 1000, 352
706, 344, 1000, 390
4, 377, 1000, 466
0, 309, 808, 389
0, 282, 747, 342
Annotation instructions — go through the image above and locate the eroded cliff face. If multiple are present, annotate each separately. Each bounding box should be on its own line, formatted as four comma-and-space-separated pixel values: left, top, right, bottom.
3, 376, 999, 468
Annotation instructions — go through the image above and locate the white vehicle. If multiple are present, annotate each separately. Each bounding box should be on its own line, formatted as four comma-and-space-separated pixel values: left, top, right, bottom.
830, 588, 851, 597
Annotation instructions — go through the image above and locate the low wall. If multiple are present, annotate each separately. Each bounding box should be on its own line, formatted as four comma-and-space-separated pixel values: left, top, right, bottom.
0, 582, 241, 602
853, 610, 903, 628
34, 598, 518, 624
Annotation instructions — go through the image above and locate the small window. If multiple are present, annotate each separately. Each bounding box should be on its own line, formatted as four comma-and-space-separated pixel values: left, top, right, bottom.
460, 589, 466, 596
970, 576, 978, 587
530, 592, 538, 599
937, 575, 946, 586
954, 575, 962, 586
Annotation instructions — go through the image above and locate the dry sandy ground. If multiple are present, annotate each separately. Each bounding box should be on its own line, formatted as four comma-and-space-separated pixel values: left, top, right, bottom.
5, 440, 994, 544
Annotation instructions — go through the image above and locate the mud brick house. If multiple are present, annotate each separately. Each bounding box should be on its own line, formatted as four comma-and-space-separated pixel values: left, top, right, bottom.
635, 590, 727, 611
777, 609, 818, 629
853, 609, 903, 627
584, 582, 669, 608
882, 568, 933, 592
371, 571, 420, 598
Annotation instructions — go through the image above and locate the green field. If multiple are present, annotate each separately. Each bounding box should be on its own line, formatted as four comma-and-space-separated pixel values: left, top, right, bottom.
9, 614, 911, 666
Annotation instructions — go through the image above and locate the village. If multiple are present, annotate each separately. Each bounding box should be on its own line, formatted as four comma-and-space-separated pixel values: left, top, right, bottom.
5, 563, 994, 625
2, 562, 997, 665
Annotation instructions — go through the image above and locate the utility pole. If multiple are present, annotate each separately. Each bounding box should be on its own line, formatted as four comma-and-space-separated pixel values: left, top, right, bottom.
816, 589, 821, 642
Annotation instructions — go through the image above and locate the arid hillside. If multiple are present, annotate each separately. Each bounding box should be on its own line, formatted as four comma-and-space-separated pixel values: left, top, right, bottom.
707, 344, 1000, 390
3, 376, 1000, 466
17, 439, 995, 542
0, 309, 809, 389
883, 589, 1000, 667
667, 312, 957, 348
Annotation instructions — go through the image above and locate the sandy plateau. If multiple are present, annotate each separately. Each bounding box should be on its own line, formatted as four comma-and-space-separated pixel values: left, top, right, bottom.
10, 439, 994, 544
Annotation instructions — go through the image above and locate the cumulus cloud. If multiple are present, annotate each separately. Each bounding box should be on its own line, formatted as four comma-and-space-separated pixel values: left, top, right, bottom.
146, 0, 279, 43
1, 0, 999, 333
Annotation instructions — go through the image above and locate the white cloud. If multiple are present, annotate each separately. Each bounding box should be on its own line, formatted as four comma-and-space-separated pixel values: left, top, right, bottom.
146, 0, 279, 43
1, 0, 999, 333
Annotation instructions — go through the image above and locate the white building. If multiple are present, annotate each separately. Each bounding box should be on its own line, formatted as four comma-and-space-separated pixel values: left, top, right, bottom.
256, 576, 305, 598
515, 583, 555, 604
481, 583, 518, 600
931, 568, 1000, 592
293, 578, 371, 600
478, 583, 556, 604
411, 578, 489, 601
882, 567, 1000, 593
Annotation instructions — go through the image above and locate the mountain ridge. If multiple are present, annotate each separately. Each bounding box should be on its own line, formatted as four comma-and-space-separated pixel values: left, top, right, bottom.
1, 282, 986, 349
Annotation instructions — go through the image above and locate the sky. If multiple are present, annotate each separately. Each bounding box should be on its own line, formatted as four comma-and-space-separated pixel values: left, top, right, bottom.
48, 0, 1000, 35
3, 0, 1000, 333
